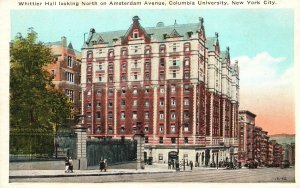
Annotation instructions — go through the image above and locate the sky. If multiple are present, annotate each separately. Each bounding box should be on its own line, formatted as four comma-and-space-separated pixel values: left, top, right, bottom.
10, 9, 295, 135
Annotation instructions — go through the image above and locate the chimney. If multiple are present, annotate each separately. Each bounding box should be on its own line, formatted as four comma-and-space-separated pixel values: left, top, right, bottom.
61, 36, 67, 47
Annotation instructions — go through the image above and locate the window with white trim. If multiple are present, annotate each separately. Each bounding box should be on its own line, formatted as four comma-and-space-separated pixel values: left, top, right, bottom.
171, 125, 176, 133
121, 112, 126, 119
159, 111, 164, 119
171, 85, 176, 93
171, 111, 176, 119
171, 98, 176, 106
67, 56, 72, 67
132, 112, 137, 119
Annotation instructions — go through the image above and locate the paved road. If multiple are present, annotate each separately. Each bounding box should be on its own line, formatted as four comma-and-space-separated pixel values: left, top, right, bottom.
10, 167, 295, 183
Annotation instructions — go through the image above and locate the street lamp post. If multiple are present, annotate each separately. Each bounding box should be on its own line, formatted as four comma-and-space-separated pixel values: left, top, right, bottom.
176, 122, 181, 171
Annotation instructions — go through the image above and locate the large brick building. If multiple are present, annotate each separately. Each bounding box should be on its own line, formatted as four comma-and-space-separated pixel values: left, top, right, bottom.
81, 16, 240, 165
45, 36, 82, 126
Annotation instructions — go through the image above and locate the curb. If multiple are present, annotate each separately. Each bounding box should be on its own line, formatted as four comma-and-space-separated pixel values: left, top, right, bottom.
9, 170, 178, 179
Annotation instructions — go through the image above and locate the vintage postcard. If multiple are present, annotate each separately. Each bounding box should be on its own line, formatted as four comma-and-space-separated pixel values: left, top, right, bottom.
0, 0, 299, 187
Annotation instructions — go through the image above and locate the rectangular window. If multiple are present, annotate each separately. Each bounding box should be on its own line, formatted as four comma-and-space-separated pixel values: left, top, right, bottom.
184, 125, 189, 132
132, 112, 137, 119
160, 58, 165, 67
184, 111, 190, 119
145, 112, 149, 119
133, 100, 138, 106
171, 98, 176, 106
184, 84, 190, 92
96, 101, 101, 107
173, 43, 177, 52
144, 127, 149, 133
65, 89, 74, 102
145, 100, 149, 107
145, 87, 149, 94
160, 86, 165, 93
172, 59, 177, 66
121, 100, 126, 106
86, 112, 91, 119
171, 125, 176, 133
108, 112, 113, 120
171, 111, 176, 119
184, 59, 190, 66
159, 125, 164, 133
184, 71, 190, 79
121, 87, 126, 94
159, 111, 164, 119
121, 112, 125, 119
108, 100, 113, 107
133, 87, 138, 94
134, 74, 138, 80
172, 70, 176, 78
184, 98, 189, 105
67, 56, 72, 67
159, 74, 165, 80
145, 137, 149, 143
86, 103, 92, 108
96, 112, 101, 118
65, 72, 74, 83
171, 85, 176, 93
159, 98, 164, 106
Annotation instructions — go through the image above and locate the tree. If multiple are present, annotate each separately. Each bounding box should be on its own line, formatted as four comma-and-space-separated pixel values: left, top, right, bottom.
10, 30, 72, 131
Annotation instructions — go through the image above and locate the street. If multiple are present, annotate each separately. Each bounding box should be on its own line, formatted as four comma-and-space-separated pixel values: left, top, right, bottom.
10, 167, 295, 183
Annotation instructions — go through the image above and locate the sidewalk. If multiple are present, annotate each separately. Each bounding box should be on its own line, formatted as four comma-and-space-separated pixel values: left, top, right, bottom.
9, 163, 225, 179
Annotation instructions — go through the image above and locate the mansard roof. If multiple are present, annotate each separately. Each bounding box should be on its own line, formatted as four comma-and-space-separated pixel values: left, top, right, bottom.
205, 37, 217, 51
221, 47, 230, 64
83, 20, 203, 47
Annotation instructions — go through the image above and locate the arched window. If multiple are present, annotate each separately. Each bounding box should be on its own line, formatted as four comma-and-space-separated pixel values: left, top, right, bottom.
133, 29, 139, 39
108, 49, 114, 58
145, 45, 151, 54
121, 47, 127, 56
87, 51, 93, 61
159, 44, 166, 54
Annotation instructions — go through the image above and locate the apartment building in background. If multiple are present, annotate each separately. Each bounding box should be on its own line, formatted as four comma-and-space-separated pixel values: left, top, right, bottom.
81, 16, 240, 165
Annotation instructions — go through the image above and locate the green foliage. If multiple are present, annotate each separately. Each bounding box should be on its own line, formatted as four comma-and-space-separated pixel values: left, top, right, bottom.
10, 31, 72, 132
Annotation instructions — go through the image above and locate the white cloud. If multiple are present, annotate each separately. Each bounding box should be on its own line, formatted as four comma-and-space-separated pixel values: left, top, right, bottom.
233, 52, 292, 87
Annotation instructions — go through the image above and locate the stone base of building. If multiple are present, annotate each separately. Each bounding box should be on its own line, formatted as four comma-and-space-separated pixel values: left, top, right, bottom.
144, 145, 238, 167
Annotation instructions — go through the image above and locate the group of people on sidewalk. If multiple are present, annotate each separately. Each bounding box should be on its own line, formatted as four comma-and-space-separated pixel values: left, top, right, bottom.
168, 159, 194, 171
64, 157, 74, 173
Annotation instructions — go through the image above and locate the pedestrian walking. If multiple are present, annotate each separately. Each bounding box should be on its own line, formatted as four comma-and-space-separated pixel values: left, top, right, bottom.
64, 157, 69, 173
171, 159, 175, 169
99, 160, 104, 172
190, 160, 193, 171
68, 157, 74, 173
104, 159, 108, 172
